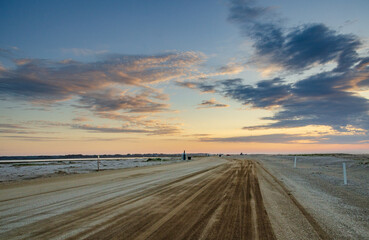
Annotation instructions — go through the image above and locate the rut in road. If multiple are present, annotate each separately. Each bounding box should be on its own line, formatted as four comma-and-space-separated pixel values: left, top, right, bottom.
0, 160, 276, 240
77, 160, 276, 240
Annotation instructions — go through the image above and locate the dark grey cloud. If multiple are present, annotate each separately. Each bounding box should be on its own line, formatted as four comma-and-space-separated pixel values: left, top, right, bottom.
229, 1, 362, 72
219, 69, 369, 131
176, 1, 369, 143
220, 78, 292, 108
186, 0, 367, 137
182, 60, 369, 133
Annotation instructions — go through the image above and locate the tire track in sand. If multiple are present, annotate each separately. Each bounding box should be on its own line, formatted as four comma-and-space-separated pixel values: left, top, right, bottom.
85, 159, 276, 240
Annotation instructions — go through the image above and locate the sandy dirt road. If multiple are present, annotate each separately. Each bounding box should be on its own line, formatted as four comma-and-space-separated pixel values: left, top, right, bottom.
0, 157, 334, 239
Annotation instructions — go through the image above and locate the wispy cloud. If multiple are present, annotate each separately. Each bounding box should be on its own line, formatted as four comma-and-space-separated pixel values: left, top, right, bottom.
0, 52, 202, 136
176, 81, 216, 93
61, 48, 108, 56
201, 134, 312, 143
71, 122, 180, 136
77, 88, 170, 113
200, 133, 369, 144
71, 124, 148, 134
216, 63, 244, 75
197, 98, 229, 109
72, 116, 91, 122
0, 123, 31, 134
0, 52, 204, 103
1, 135, 64, 141
16, 119, 182, 136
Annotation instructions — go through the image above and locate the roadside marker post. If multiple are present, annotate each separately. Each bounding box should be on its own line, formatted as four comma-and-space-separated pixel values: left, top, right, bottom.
343, 162, 347, 185
97, 155, 100, 171
294, 156, 297, 168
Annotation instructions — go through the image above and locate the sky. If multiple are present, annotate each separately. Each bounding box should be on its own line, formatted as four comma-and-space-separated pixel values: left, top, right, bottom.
1, 0, 369, 155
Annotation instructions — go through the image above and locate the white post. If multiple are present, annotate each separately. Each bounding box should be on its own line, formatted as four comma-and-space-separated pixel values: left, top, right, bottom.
343, 162, 347, 185
97, 155, 100, 171
294, 156, 297, 168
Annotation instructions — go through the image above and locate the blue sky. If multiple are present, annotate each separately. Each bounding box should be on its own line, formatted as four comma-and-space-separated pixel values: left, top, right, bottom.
0, 0, 369, 155
0, 0, 237, 59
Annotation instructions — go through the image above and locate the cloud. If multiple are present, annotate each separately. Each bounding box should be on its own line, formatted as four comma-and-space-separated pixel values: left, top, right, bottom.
220, 78, 292, 108
16, 118, 181, 136
61, 48, 108, 56
0, 52, 204, 103
0, 47, 17, 60
94, 112, 144, 123
216, 63, 244, 75
0, 52, 200, 136
180, 0, 366, 138
228, 0, 271, 23
200, 133, 369, 144
0, 122, 61, 135
197, 98, 229, 109
1, 135, 64, 141
0, 123, 31, 134
72, 116, 91, 122
214, 67, 369, 132
72, 122, 180, 136
177, 1, 369, 138
0, 123, 27, 129
229, 1, 362, 73
71, 124, 148, 134
201, 134, 312, 143
176, 81, 216, 93
78, 88, 170, 113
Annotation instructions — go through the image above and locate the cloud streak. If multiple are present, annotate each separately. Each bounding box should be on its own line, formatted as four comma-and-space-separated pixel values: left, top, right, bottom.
197, 98, 229, 109
201, 133, 369, 144
78, 88, 170, 113
0, 52, 203, 103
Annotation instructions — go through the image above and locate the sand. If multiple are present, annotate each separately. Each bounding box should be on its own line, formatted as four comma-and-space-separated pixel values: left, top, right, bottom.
0, 155, 368, 239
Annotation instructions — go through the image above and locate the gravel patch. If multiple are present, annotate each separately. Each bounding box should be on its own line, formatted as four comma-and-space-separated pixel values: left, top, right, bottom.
253, 154, 369, 239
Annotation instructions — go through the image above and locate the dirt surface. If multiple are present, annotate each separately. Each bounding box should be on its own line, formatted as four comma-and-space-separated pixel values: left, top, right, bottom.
0, 156, 365, 239
252, 154, 369, 240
